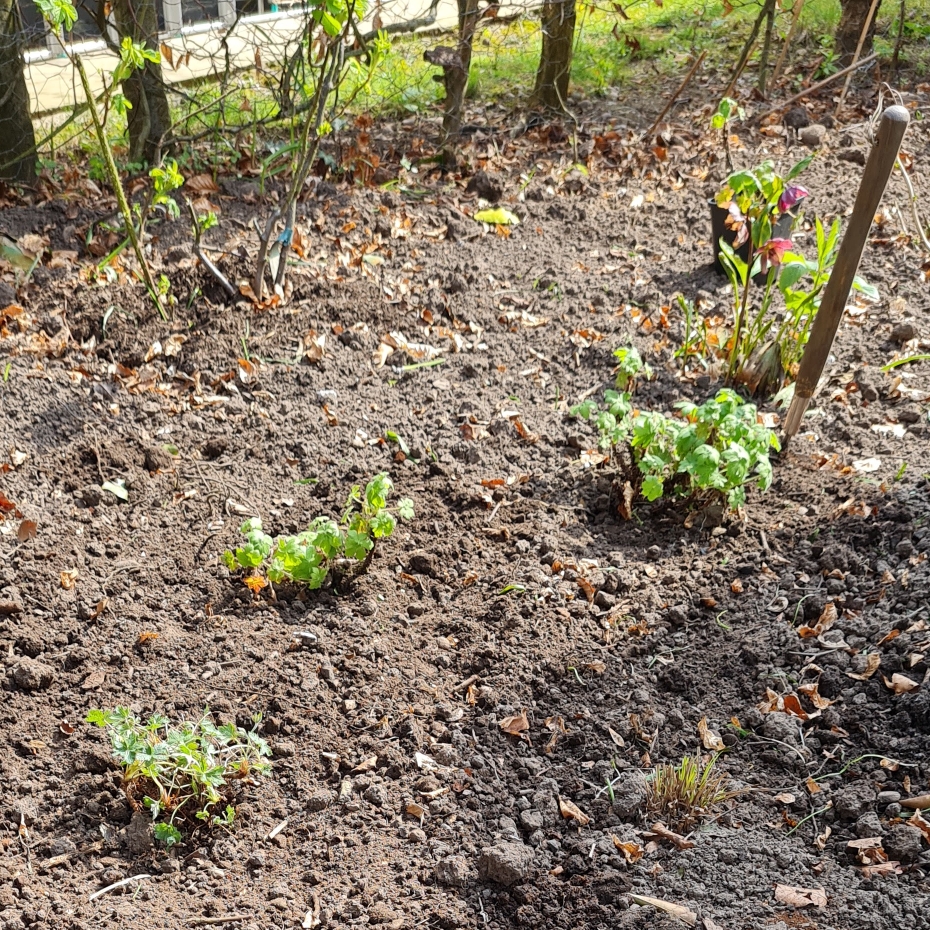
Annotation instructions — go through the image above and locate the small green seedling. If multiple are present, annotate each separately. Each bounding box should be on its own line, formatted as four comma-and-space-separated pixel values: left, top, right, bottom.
612, 346, 652, 392
87, 707, 271, 845
646, 754, 728, 831
225, 473, 413, 591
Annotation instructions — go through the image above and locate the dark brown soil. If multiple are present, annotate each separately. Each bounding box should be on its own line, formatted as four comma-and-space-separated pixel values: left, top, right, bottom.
1, 91, 929, 930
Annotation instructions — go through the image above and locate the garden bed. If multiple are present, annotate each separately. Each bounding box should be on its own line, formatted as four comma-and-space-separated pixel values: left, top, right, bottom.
1, 92, 929, 930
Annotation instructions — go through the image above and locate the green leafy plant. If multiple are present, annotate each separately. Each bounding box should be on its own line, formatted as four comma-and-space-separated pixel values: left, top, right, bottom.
612, 345, 652, 392
646, 754, 729, 832
711, 96, 744, 172
86, 707, 271, 846
224, 473, 413, 590
573, 387, 779, 512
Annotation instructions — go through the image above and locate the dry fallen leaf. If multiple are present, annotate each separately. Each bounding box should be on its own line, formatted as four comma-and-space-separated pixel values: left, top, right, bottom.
798, 601, 837, 638
847, 653, 881, 680
60, 568, 79, 590
405, 800, 425, 818
774, 884, 827, 908
136, 631, 159, 645
798, 681, 833, 709
558, 796, 591, 826
577, 577, 595, 603
907, 810, 930, 841
883, 673, 919, 694
774, 792, 796, 804
698, 716, 725, 751
17, 519, 36, 542
629, 894, 697, 927
244, 574, 267, 594
500, 709, 530, 738
611, 835, 643, 863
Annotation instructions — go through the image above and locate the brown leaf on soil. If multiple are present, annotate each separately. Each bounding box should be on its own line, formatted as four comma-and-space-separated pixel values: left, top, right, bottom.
577, 577, 595, 602
500, 709, 529, 737
321, 404, 339, 427
617, 480, 634, 520
756, 688, 814, 720
511, 417, 539, 443
907, 811, 930, 841
847, 653, 881, 680
877, 628, 901, 646
773, 884, 827, 908
883, 673, 919, 694
698, 716, 725, 751
191, 196, 221, 215
558, 796, 591, 826
798, 681, 833, 709
798, 601, 837, 638
60, 568, 79, 590
244, 574, 267, 594
815, 825, 831, 849
859, 861, 903, 878
628, 894, 697, 927
17, 519, 36, 542
611, 835, 643, 863
806, 777, 822, 795
186, 174, 220, 194
584, 660, 606, 676
136, 631, 159, 645
730, 578, 744, 593
774, 792, 796, 804
300, 330, 326, 363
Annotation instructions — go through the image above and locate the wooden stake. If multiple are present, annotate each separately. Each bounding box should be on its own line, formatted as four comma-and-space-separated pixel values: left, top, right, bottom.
834, 0, 882, 118
783, 106, 910, 444
643, 51, 706, 138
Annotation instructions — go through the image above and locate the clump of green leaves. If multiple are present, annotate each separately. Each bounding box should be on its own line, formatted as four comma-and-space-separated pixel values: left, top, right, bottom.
573, 387, 779, 512
87, 707, 271, 846
224, 473, 413, 591
612, 346, 652, 392
646, 755, 729, 832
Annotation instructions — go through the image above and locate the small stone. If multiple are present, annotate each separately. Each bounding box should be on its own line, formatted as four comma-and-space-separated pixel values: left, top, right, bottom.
478, 841, 535, 886
407, 550, 438, 577
306, 791, 333, 812
408, 828, 427, 844
853, 369, 879, 402
364, 785, 388, 808
611, 772, 648, 820
834, 782, 876, 821
784, 107, 811, 130
465, 170, 502, 203
519, 810, 544, 832
799, 124, 827, 148
594, 590, 615, 610
316, 390, 338, 405
877, 790, 902, 805
855, 811, 883, 837
883, 824, 923, 862
435, 855, 470, 887
889, 321, 917, 344
838, 149, 866, 166
155, 857, 181, 874
123, 811, 155, 855
12, 657, 55, 692
368, 902, 399, 925
246, 850, 266, 869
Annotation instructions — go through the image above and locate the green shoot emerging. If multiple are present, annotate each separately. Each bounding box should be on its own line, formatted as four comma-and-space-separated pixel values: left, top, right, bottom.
86, 707, 272, 846
646, 755, 729, 832
224, 473, 413, 591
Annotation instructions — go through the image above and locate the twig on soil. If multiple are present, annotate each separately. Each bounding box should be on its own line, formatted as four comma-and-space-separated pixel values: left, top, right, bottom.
642, 51, 706, 139
751, 54, 878, 124
187, 199, 237, 298
266, 819, 288, 841
187, 917, 250, 926
40, 840, 103, 871
88, 873, 152, 901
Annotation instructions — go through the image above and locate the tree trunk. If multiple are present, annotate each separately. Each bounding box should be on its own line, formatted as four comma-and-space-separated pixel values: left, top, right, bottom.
112, 0, 172, 164
0, 0, 36, 182
532, 0, 576, 111
836, 0, 882, 61
443, 0, 480, 146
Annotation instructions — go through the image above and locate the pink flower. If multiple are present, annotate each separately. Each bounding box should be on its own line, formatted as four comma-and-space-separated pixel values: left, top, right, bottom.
757, 237, 792, 275
777, 185, 808, 213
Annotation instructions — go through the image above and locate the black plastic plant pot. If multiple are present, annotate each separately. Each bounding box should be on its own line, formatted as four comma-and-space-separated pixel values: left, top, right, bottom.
710, 199, 802, 281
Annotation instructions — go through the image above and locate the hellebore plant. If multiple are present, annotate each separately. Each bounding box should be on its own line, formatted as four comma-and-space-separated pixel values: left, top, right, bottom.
715, 157, 811, 385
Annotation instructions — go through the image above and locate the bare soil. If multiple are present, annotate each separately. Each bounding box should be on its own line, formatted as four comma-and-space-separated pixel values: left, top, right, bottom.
1, 88, 929, 930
